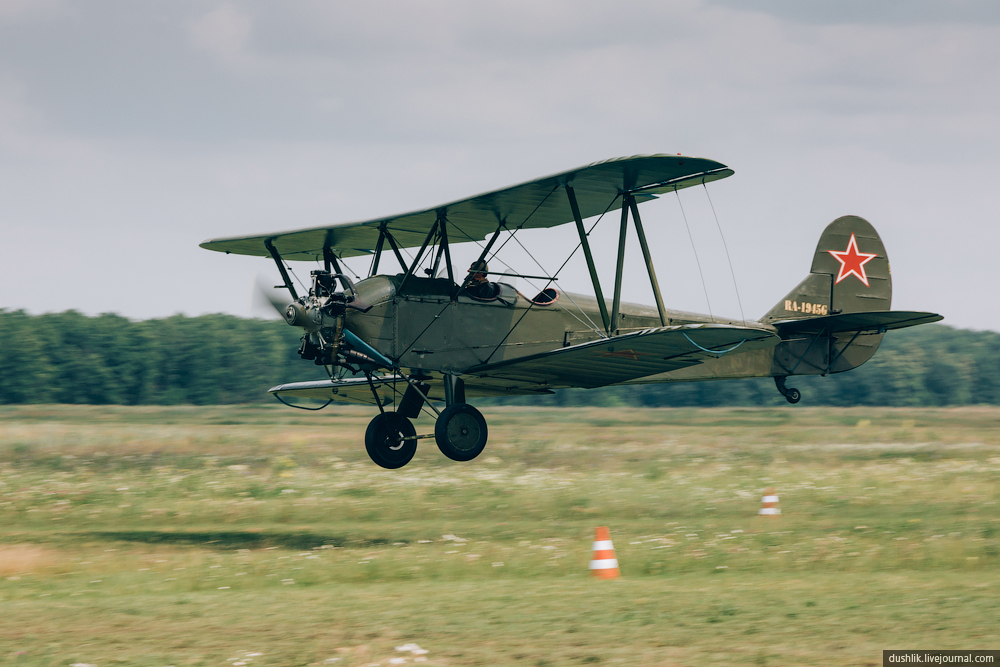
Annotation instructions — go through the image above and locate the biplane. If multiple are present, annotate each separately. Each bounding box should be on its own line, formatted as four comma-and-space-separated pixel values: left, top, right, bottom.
201, 155, 942, 469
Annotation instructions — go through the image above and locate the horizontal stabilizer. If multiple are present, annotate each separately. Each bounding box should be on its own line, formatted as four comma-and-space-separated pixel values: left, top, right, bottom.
772, 310, 943, 335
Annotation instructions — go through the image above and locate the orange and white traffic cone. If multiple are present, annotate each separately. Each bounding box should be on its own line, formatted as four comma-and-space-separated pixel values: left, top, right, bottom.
589, 526, 620, 579
758, 487, 781, 516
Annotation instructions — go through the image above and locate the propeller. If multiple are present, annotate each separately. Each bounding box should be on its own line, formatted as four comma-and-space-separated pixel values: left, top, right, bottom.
252, 275, 291, 318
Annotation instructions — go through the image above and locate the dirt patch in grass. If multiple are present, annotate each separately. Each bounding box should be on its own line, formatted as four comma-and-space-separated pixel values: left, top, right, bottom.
0, 544, 67, 577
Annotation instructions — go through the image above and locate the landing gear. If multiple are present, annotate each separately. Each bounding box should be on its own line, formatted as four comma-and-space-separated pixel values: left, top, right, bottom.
363, 373, 487, 467
435, 403, 488, 461
774, 375, 801, 404
365, 412, 417, 469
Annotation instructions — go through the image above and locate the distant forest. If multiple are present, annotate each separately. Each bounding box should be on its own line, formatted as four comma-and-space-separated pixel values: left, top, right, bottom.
0, 309, 996, 407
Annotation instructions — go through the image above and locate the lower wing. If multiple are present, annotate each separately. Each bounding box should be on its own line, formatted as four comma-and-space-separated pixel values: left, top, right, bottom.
463, 323, 780, 390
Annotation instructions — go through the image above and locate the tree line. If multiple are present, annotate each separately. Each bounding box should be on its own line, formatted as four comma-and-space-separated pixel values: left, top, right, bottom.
0, 310, 307, 405
0, 309, 996, 407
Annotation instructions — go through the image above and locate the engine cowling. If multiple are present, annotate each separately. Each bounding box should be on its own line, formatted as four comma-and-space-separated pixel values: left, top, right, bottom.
281, 270, 377, 369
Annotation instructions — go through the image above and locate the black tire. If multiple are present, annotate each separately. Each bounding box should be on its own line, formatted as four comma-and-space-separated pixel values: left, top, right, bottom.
435, 403, 488, 462
785, 388, 801, 404
365, 412, 417, 469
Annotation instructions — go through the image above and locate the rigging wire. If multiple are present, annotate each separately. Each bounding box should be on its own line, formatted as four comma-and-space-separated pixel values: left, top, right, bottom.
448, 220, 547, 290
318, 253, 363, 281
675, 191, 714, 322
533, 195, 620, 338
703, 183, 746, 326
537, 194, 620, 310
396, 299, 453, 359
492, 193, 621, 339
447, 220, 605, 337
480, 194, 620, 365
485, 184, 559, 266
338, 254, 362, 280
285, 263, 308, 293
508, 232, 605, 336
561, 202, 623, 334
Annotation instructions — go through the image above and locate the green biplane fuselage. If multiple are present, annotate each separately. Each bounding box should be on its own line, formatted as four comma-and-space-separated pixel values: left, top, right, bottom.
348, 273, 770, 389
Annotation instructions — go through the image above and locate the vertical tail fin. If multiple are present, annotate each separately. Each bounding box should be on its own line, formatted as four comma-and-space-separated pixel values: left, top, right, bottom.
760, 216, 939, 397
764, 216, 893, 379
762, 215, 891, 324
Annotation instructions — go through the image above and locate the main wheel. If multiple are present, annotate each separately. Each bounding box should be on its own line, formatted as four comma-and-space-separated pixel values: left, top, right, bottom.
365, 412, 417, 469
784, 388, 801, 404
435, 403, 488, 462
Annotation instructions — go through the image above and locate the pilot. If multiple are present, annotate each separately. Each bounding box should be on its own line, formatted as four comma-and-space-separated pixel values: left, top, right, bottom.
463, 260, 497, 299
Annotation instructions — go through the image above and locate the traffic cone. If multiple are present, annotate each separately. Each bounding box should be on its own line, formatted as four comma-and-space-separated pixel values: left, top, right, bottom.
758, 487, 781, 516
589, 526, 620, 579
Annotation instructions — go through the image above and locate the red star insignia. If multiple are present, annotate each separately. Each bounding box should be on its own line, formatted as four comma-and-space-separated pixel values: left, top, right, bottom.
599, 348, 644, 361
827, 233, 878, 287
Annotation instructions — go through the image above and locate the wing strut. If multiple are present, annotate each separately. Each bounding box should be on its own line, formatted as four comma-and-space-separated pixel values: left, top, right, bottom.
477, 223, 505, 268
264, 239, 299, 301
438, 215, 455, 285
369, 227, 386, 276
566, 185, 611, 334
627, 193, 668, 327
322, 243, 352, 293
382, 225, 409, 272
427, 211, 455, 284
399, 220, 439, 293
323, 245, 340, 274
610, 197, 629, 333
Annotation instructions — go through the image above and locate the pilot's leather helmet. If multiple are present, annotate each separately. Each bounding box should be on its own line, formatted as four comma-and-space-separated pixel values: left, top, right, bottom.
468, 260, 489, 274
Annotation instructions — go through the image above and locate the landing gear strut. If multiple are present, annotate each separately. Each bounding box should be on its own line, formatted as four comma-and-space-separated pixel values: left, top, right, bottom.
774, 375, 801, 404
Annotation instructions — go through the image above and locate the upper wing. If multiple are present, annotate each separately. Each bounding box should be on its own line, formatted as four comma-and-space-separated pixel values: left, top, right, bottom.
772, 311, 943, 335
200, 154, 732, 261
463, 324, 780, 390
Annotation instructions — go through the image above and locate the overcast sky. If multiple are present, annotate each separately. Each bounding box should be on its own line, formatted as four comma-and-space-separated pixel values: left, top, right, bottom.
1, 1, 998, 331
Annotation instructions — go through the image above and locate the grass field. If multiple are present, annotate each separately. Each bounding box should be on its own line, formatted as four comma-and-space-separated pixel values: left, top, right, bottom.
1, 404, 998, 666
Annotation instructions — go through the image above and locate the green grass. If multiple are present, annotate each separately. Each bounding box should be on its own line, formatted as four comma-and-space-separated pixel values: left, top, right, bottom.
1, 404, 998, 665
